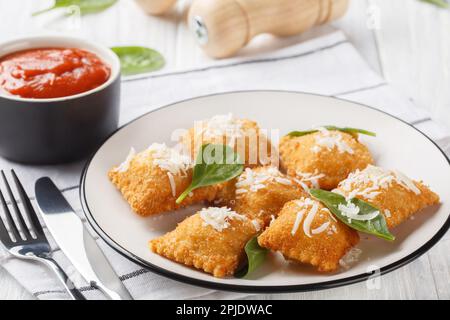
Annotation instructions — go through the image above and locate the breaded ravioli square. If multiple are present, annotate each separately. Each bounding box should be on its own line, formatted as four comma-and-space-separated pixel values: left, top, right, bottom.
109, 143, 220, 216
258, 198, 359, 272
150, 207, 261, 278
179, 114, 275, 167
334, 165, 440, 229
215, 166, 307, 227
279, 128, 374, 190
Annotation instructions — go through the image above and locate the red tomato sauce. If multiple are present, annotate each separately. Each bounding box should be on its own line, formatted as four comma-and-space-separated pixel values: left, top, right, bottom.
0, 48, 111, 99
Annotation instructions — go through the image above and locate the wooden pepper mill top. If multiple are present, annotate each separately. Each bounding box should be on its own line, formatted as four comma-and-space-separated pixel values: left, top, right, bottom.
135, 0, 178, 15
188, 0, 349, 58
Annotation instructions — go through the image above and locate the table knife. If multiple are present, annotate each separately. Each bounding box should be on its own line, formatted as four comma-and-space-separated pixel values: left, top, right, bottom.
35, 177, 133, 300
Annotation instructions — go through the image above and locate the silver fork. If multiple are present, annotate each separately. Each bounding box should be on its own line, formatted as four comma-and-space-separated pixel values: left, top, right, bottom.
0, 170, 86, 300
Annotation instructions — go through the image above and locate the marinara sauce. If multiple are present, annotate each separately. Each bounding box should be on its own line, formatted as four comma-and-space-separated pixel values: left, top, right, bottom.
0, 48, 111, 99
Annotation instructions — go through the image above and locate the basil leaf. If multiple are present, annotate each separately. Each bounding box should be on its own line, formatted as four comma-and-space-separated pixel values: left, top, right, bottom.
421, 0, 449, 8
176, 144, 244, 204
33, 0, 118, 16
235, 235, 268, 278
288, 126, 376, 138
111, 46, 165, 76
287, 129, 318, 137
310, 189, 395, 241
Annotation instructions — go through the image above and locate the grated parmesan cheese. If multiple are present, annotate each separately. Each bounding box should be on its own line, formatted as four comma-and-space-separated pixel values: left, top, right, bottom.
270, 215, 276, 226
114, 147, 136, 173
251, 219, 262, 232
167, 172, 176, 197
302, 201, 319, 238
199, 207, 247, 232
295, 170, 325, 189
393, 170, 421, 195
312, 221, 330, 235
146, 143, 192, 176
291, 198, 333, 237
291, 209, 306, 236
312, 127, 354, 154
337, 165, 421, 201
338, 201, 379, 222
236, 167, 292, 194
201, 114, 244, 147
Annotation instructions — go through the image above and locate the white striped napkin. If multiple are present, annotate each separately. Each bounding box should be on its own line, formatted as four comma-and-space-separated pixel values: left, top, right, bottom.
1, 30, 449, 300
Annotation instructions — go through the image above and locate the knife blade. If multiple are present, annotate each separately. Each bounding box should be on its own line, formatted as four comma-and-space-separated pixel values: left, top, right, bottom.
35, 177, 133, 300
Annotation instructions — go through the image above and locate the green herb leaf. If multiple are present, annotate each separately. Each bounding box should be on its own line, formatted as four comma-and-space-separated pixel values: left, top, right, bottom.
111, 46, 165, 76
288, 126, 376, 138
235, 235, 268, 278
420, 0, 449, 8
310, 189, 395, 241
32, 0, 118, 16
176, 144, 244, 204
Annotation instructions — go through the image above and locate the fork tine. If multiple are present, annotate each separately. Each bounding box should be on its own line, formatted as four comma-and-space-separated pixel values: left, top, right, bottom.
0, 187, 20, 243
1, 171, 32, 240
11, 170, 45, 238
0, 207, 13, 246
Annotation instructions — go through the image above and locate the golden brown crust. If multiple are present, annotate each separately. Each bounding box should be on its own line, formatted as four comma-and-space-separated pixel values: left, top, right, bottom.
258, 199, 360, 272
215, 167, 307, 227
109, 153, 220, 217
335, 179, 440, 229
279, 131, 374, 190
180, 118, 275, 167
149, 213, 259, 278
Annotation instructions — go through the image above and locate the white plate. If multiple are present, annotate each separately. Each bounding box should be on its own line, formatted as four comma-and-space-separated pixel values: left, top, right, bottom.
81, 91, 450, 293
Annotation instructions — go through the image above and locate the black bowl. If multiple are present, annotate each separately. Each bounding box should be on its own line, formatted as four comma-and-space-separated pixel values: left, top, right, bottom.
0, 36, 121, 164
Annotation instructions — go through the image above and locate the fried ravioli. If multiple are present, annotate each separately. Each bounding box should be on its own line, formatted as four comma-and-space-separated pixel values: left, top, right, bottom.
179, 114, 275, 167
108, 143, 220, 216
334, 165, 440, 228
279, 128, 374, 190
258, 198, 360, 272
150, 207, 261, 278
215, 166, 307, 226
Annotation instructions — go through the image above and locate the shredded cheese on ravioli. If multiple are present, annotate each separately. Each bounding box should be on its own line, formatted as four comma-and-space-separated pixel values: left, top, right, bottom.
251, 219, 262, 232
146, 143, 192, 175
302, 201, 319, 238
291, 209, 306, 236
236, 167, 292, 195
199, 207, 247, 232
167, 172, 176, 197
312, 221, 330, 235
337, 165, 421, 201
200, 113, 244, 147
114, 147, 136, 173
295, 170, 325, 189
291, 198, 331, 237
312, 127, 354, 154
338, 201, 379, 223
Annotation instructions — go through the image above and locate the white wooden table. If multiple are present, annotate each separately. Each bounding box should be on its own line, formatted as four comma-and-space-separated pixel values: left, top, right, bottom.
0, 0, 449, 300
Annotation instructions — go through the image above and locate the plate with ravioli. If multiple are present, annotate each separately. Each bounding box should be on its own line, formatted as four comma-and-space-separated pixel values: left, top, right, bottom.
81, 90, 450, 292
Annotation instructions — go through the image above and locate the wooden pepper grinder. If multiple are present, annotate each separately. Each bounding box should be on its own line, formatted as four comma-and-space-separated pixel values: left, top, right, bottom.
188, 0, 349, 58
135, 0, 178, 15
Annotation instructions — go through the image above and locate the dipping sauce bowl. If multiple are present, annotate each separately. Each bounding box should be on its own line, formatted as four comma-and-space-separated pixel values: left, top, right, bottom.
0, 36, 121, 164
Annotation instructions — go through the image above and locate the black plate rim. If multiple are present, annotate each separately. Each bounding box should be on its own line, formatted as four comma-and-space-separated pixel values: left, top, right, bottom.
80, 90, 450, 294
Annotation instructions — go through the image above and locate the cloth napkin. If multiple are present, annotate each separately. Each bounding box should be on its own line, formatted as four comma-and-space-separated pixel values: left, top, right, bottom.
1, 29, 449, 300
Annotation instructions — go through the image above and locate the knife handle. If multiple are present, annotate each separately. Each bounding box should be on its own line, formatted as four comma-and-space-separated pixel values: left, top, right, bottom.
95, 283, 126, 300
41, 257, 87, 300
